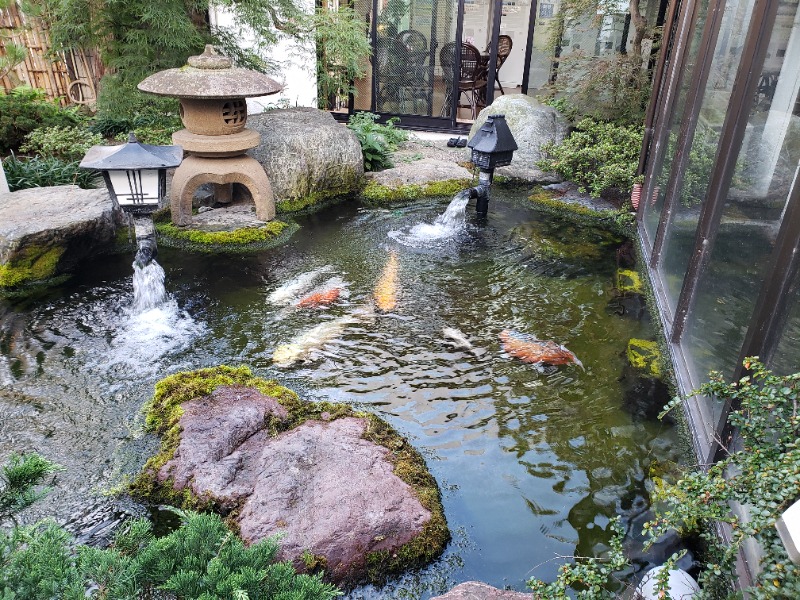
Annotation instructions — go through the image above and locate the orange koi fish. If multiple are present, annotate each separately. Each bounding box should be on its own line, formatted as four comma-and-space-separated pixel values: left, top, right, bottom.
296, 287, 341, 308
374, 251, 399, 312
499, 330, 583, 369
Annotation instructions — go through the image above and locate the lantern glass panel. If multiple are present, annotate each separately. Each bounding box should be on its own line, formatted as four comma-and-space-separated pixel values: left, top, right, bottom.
108, 169, 161, 207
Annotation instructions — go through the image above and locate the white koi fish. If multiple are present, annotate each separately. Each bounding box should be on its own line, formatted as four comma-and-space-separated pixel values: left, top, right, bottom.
442, 326, 480, 356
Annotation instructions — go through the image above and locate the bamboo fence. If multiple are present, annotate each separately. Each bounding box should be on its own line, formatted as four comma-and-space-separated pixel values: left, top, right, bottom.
0, 0, 103, 107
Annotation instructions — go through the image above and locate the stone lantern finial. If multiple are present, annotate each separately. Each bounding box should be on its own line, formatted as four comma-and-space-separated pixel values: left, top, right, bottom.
187, 45, 232, 70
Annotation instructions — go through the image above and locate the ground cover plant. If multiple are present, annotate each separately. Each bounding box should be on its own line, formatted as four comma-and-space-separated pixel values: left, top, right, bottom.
0, 452, 341, 599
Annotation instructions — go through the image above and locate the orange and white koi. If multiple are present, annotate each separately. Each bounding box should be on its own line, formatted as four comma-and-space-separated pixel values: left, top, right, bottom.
499, 329, 583, 369
296, 287, 341, 308
373, 251, 399, 313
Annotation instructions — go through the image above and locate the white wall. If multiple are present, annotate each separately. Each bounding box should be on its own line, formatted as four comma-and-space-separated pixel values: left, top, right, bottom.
208, 3, 318, 111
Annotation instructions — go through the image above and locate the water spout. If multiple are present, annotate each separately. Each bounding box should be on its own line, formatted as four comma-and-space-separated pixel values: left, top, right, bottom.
132, 216, 158, 268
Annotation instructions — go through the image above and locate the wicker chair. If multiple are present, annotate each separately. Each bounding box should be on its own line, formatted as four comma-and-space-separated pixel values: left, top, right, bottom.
440, 42, 487, 119
492, 35, 513, 95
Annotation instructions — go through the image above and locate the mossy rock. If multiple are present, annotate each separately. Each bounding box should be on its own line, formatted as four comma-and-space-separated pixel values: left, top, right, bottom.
361, 178, 472, 204
132, 365, 449, 586
528, 186, 635, 235
152, 210, 299, 253
627, 338, 662, 377
0, 244, 65, 289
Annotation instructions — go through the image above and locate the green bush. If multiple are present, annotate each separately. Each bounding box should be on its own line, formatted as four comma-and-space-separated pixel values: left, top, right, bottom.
537, 117, 643, 198
20, 126, 103, 161
347, 112, 408, 171
0, 86, 85, 154
0, 453, 341, 599
2, 155, 100, 191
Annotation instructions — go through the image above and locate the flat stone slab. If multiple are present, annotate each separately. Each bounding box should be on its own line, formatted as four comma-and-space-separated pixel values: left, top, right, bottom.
155, 383, 438, 583
431, 581, 532, 599
0, 185, 115, 255
367, 159, 472, 188
191, 204, 266, 231
0, 185, 119, 288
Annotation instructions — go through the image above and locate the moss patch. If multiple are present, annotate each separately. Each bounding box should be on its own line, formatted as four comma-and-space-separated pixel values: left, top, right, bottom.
0, 244, 65, 289
361, 178, 471, 204
617, 268, 643, 294
627, 338, 662, 377
133, 365, 449, 585
528, 186, 635, 235
153, 214, 298, 253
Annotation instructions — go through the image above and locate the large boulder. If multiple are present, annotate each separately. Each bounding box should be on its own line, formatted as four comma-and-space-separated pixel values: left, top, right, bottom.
136, 367, 448, 586
468, 94, 569, 182
0, 185, 119, 290
248, 108, 364, 212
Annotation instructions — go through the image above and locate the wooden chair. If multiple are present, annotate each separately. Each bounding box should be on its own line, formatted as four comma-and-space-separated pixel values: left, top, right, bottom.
440, 42, 487, 119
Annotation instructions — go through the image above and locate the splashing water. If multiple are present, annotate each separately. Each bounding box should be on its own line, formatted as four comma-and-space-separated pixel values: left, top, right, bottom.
389, 190, 471, 246
132, 261, 166, 313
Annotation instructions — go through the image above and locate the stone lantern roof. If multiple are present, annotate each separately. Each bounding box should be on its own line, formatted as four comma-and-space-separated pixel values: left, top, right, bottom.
137, 45, 282, 99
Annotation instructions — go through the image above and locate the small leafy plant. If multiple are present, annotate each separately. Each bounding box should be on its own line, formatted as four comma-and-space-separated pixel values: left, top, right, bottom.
20, 126, 103, 161
2, 155, 100, 191
537, 117, 644, 198
0, 86, 85, 154
347, 112, 408, 172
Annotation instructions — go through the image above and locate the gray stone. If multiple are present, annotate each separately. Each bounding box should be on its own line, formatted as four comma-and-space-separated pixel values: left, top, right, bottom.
431, 581, 532, 599
468, 94, 569, 182
248, 108, 364, 207
367, 158, 472, 188
0, 185, 119, 288
158, 386, 434, 584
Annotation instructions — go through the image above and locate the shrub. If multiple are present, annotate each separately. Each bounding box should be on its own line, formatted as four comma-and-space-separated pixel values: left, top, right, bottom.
0, 86, 84, 154
347, 112, 408, 171
20, 126, 103, 161
537, 117, 643, 198
0, 453, 341, 599
2, 155, 100, 191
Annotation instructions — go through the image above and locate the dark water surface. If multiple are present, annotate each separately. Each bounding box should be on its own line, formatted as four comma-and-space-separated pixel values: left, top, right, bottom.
0, 191, 678, 597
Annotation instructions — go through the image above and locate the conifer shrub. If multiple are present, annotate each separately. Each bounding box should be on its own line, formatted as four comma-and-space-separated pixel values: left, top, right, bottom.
0, 86, 85, 154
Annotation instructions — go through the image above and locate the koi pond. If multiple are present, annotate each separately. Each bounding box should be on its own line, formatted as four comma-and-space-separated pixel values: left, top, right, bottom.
0, 189, 679, 597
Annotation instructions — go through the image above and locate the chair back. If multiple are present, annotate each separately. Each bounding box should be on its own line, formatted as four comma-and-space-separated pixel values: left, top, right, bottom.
398, 30, 427, 54
459, 42, 484, 82
496, 35, 513, 70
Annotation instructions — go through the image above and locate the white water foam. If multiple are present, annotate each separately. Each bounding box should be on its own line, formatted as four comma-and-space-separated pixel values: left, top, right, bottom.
389, 191, 471, 247
101, 261, 205, 373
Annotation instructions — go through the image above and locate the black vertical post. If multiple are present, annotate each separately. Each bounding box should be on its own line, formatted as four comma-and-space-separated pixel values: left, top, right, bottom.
520, 0, 538, 94
485, 0, 503, 108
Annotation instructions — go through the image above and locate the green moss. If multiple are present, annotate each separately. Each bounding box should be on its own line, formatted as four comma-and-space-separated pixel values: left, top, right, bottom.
0, 244, 65, 288
627, 338, 661, 377
528, 186, 636, 236
617, 268, 643, 294
154, 216, 299, 253
133, 365, 448, 586
361, 178, 471, 204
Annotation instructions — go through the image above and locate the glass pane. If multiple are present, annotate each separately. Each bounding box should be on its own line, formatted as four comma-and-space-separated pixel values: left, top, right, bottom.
369, 0, 457, 117
772, 275, 800, 376
683, 0, 800, 385
353, 0, 374, 112
641, 0, 707, 247
656, 0, 755, 314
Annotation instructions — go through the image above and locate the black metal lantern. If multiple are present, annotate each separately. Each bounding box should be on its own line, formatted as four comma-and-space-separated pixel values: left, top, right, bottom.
80, 133, 183, 214
465, 114, 517, 217
467, 114, 517, 170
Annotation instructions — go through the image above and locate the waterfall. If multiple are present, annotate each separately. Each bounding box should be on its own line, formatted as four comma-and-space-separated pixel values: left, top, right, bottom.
132, 260, 167, 312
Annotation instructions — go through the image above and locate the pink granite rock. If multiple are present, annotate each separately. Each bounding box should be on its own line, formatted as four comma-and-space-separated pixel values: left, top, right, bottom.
431, 581, 532, 599
156, 385, 435, 583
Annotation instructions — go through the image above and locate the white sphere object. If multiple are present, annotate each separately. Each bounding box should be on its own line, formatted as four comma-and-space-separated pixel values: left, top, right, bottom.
635, 566, 700, 599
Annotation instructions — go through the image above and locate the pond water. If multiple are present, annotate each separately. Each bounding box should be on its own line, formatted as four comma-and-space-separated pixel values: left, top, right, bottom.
0, 189, 679, 597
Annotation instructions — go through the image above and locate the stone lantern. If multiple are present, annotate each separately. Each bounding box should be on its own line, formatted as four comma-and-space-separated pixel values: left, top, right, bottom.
137, 45, 283, 226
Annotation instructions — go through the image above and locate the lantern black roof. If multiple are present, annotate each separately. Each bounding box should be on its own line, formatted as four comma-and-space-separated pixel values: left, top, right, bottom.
467, 115, 518, 155
80, 134, 183, 171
